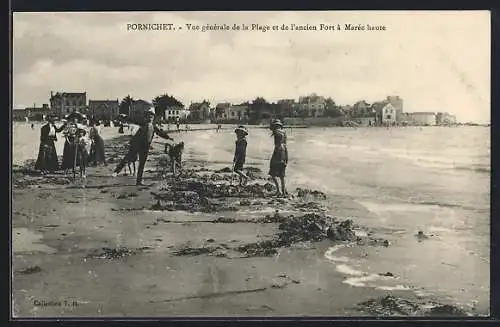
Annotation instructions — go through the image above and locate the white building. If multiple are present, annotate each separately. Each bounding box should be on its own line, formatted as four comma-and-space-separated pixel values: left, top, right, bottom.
381, 103, 397, 124
225, 104, 249, 121
294, 94, 326, 117
165, 106, 189, 121
50, 91, 87, 116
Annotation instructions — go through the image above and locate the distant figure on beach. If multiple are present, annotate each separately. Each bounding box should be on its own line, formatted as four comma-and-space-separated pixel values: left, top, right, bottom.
217, 123, 221, 132
62, 118, 85, 174
233, 126, 249, 186
35, 114, 66, 174
31, 123, 34, 130
118, 122, 124, 134
269, 119, 288, 197
112, 108, 173, 186
176, 120, 180, 131
89, 120, 107, 167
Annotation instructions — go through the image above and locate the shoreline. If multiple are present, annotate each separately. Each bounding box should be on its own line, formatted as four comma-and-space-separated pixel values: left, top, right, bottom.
12, 131, 478, 317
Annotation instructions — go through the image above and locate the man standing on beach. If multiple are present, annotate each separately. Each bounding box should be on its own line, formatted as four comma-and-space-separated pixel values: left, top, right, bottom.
112, 108, 173, 186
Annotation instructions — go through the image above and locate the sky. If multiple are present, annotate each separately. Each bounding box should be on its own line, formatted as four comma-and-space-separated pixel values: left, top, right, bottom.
13, 11, 490, 123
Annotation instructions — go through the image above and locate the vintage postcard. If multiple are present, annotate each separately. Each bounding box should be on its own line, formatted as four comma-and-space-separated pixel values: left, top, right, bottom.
11, 11, 490, 318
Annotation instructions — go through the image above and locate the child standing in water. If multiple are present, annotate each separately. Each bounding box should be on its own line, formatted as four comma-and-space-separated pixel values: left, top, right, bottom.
269, 119, 288, 197
233, 126, 249, 186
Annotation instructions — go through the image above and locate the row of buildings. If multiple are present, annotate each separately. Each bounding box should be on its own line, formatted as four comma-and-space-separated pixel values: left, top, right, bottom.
12, 91, 457, 126
348, 96, 456, 126
12, 91, 194, 123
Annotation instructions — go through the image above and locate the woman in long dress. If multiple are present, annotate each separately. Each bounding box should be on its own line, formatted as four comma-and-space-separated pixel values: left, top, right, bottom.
61, 118, 84, 173
89, 120, 107, 166
34, 115, 66, 173
268, 119, 289, 197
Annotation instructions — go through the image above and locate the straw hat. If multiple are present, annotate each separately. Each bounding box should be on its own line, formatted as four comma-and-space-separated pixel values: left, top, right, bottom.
270, 119, 283, 128
234, 125, 248, 135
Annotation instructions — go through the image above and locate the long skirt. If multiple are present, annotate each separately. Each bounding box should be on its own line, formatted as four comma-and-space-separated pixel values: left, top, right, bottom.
35, 140, 59, 172
89, 136, 106, 166
268, 146, 287, 178
62, 140, 81, 170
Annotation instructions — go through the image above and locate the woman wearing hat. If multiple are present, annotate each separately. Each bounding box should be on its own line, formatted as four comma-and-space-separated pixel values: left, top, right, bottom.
61, 116, 87, 173
269, 119, 288, 196
35, 114, 67, 174
88, 119, 107, 166
233, 125, 249, 186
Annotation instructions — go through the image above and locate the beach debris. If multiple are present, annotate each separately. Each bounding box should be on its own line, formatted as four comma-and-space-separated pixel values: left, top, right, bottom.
358, 295, 422, 316
173, 245, 240, 258
16, 266, 42, 275
86, 247, 137, 259
216, 167, 232, 173
378, 272, 395, 277
428, 304, 468, 316
117, 192, 138, 199
271, 273, 300, 288
279, 213, 356, 243
416, 231, 429, 242
173, 246, 217, 256
294, 201, 326, 211
357, 295, 469, 317
295, 188, 327, 200
233, 213, 358, 257
257, 212, 286, 224
110, 206, 145, 212
238, 240, 281, 257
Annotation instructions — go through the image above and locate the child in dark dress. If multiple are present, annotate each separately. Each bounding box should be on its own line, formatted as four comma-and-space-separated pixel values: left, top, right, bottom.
233, 126, 249, 186
269, 119, 288, 196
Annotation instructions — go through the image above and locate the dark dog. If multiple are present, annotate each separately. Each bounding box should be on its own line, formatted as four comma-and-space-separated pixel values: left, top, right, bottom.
122, 148, 138, 176
164, 141, 184, 176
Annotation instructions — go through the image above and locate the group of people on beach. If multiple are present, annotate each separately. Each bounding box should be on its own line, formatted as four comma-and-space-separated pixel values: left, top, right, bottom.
34, 107, 290, 196
232, 119, 289, 196
34, 114, 107, 176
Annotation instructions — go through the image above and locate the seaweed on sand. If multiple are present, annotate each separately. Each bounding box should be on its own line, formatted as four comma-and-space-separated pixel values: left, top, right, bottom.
295, 188, 327, 200
357, 295, 469, 317
236, 213, 358, 257
86, 247, 137, 259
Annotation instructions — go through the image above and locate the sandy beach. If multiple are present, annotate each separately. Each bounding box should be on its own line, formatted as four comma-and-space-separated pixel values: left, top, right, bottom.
11, 123, 486, 317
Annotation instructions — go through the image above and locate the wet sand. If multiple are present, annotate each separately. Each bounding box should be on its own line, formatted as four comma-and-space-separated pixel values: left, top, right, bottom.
12, 132, 473, 317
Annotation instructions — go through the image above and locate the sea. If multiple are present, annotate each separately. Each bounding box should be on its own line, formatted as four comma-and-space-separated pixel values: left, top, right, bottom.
12, 122, 491, 314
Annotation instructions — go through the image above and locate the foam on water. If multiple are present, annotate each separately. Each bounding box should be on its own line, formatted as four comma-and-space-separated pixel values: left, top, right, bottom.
375, 284, 413, 291
336, 264, 365, 277
324, 245, 351, 263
